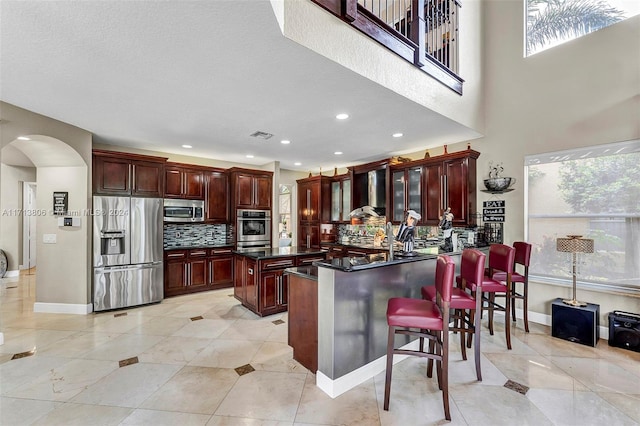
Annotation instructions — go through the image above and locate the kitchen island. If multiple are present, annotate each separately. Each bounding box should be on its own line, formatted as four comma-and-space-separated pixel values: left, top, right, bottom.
233, 246, 326, 316
287, 249, 482, 398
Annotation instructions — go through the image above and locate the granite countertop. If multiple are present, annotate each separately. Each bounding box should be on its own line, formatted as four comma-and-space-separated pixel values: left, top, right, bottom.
284, 266, 318, 281
233, 246, 326, 260
314, 252, 440, 272
322, 241, 389, 251
316, 245, 489, 272
165, 243, 234, 251
322, 240, 443, 252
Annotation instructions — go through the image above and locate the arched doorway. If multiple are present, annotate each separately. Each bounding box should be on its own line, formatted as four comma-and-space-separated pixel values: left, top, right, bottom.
0, 134, 91, 314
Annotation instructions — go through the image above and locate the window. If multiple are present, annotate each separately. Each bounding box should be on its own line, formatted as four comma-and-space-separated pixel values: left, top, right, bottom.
525, 0, 639, 56
525, 140, 640, 295
278, 184, 292, 247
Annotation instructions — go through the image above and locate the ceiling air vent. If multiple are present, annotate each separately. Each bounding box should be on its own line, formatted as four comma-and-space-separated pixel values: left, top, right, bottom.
250, 131, 273, 140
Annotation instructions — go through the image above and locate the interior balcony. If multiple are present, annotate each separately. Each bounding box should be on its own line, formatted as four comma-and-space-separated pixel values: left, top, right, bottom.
274, 0, 485, 142
313, 0, 464, 94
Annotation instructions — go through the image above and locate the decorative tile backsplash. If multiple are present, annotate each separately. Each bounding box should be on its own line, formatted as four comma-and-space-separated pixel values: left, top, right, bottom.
163, 223, 232, 248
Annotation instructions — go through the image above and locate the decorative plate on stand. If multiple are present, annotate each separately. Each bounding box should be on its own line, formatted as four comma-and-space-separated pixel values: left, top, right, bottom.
0, 249, 7, 278
480, 188, 515, 194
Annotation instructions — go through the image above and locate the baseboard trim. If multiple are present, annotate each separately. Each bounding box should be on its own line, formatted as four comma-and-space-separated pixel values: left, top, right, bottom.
316, 339, 420, 399
514, 307, 608, 341
33, 302, 93, 315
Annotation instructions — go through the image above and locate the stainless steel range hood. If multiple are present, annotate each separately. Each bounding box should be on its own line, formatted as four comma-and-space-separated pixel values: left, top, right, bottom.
367, 170, 386, 211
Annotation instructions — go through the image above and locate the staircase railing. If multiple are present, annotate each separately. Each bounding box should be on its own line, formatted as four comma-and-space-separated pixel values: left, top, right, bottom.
312, 0, 463, 94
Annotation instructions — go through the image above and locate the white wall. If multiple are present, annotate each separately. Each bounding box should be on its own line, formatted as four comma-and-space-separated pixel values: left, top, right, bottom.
0, 164, 36, 273
479, 2, 640, 319
35, 166, 89, 306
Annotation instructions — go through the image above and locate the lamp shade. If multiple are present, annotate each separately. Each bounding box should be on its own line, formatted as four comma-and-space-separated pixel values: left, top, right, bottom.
556, 235, 594, 253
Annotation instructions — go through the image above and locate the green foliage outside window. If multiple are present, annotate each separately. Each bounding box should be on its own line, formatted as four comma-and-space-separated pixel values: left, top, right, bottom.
526, 0, 625, 55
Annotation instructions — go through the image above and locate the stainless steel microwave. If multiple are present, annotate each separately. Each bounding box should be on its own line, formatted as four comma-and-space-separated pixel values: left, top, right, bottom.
163, 199, 204, 222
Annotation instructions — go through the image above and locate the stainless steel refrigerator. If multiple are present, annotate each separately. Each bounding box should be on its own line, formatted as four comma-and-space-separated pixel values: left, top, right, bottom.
93, 196, 163, 311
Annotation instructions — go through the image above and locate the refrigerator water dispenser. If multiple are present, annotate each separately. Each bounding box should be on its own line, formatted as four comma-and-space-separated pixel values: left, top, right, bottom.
100, 230, 126, 256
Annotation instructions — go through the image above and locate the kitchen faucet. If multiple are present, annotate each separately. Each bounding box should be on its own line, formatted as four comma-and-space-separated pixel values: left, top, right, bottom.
386, 222, 394, 259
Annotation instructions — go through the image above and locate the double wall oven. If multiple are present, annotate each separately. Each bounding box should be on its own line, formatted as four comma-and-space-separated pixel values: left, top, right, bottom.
236, 209, 271, 249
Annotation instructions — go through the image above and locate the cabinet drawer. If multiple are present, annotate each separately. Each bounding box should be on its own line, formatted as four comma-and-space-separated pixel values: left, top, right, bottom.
260, 257, 295, 270
165, 250, 187, 260
189, 249, 208, 258
210, 247, 233, 256
296, 255, 326, 266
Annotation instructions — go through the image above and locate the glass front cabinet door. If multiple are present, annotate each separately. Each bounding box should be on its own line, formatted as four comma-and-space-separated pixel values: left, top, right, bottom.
331, 177, 351, 222
392, 167, 422, 223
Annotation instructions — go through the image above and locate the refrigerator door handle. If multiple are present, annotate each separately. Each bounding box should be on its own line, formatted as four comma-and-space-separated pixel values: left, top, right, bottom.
95, 263, 161, 273
95, 265, 144, 273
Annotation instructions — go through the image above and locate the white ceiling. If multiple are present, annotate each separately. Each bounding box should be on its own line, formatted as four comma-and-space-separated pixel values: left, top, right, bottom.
0, 0, 477, 172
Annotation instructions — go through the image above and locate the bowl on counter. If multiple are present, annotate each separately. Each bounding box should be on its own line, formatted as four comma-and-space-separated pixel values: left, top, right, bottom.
483, 177, 515, 192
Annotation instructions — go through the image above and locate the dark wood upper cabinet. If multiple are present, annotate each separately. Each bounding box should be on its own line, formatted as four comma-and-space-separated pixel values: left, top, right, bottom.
423, 149, 479, 227
164, 163, 205, 200
254, 175, 272, 210
164, 168, 183, 197
297, 175, 332, 223
296, 175, 332, 248
229, 168, 273, 210
205, 170, 229, 222
93, 156, 130, 195
131, 160, 164, 197
235, 174, 255, 208
93, 150, 166, 197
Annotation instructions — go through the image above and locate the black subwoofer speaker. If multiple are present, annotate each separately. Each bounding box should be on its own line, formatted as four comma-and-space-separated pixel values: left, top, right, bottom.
608, 311, 640, 352
551, 298, 599, 347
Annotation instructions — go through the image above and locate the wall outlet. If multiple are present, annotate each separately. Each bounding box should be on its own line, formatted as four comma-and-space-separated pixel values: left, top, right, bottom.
43, 234, 57, 244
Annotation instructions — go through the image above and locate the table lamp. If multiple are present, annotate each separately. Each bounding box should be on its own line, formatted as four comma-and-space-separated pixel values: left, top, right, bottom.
556, 235, 594, 307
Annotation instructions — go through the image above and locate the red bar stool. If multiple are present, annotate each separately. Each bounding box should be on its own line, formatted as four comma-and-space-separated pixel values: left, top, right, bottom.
383, 255, 455, 421
482, 244, 516, 350
492, 242, 532, 332
422, 248, 486, 381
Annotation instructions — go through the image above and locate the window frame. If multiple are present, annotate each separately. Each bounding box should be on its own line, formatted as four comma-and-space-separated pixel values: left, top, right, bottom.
524, 139, 640, 296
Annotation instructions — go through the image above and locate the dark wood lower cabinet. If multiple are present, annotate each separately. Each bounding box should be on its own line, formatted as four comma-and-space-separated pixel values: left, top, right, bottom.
244, 258, 258, 310
234, 252, 325, 317
209, 256, 233, 287
165, 252, 188, 294
164, 247, 234, 298
288, 273, 318, 372
260, 270, 288, 316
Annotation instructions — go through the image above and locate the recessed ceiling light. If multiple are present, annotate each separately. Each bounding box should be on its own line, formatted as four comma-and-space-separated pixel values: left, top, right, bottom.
17, 136, 31, 141
246, 154, 254, 159
334, 151, 343, 155
392, 133, 403, 138
281, 140, 291, 145
294, 162, 302, 166
336, 113, 349, 120
181, 144, 192, 149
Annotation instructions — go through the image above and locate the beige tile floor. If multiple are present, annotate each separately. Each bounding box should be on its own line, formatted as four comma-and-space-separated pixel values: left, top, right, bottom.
1, 271, 639, 425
